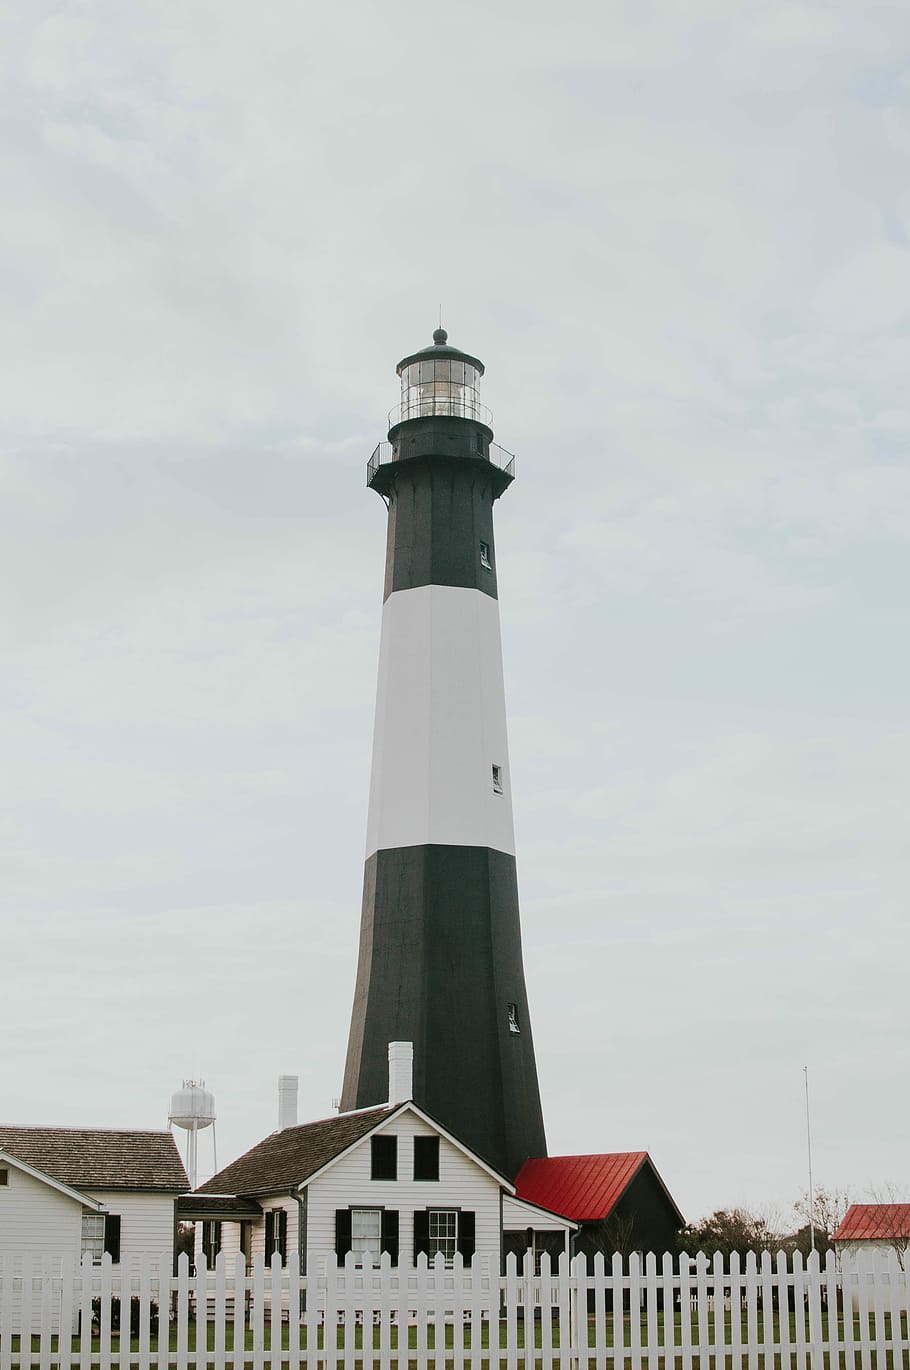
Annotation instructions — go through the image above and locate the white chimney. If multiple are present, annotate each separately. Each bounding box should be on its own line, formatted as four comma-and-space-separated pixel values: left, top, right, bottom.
278, 1074, 298, 1130
388, 1041, 413, 1104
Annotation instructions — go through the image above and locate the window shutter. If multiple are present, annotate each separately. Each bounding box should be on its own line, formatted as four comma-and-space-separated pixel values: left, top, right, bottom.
103, 1214, 121, 1264
335, 1209, 352, 1260
381, 1209, 399, 1266
370, 1135, 397, 1180
413, 1209, 430, 1263
413, 1136, 440, 1181
457, 1211, 475, 1266
277, 1209, 288, 1262
265, 1210, 275, 1259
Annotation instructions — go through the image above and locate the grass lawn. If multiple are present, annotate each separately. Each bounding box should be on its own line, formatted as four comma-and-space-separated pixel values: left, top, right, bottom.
4, 1309, 908, 1368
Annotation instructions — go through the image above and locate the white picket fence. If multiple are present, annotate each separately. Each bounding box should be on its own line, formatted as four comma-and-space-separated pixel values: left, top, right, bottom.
1, 1248, 908, 1370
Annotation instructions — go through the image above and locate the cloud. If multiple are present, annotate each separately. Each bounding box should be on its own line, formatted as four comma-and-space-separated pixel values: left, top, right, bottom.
1, 0, 908, 1218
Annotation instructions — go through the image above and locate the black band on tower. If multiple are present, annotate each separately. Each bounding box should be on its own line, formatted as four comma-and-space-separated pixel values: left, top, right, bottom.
380, 459, 499, 601
341, 846, 546, 1178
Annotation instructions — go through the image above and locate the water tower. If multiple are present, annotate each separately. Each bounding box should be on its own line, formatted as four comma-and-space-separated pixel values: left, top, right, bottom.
169, 1079, 216, 1190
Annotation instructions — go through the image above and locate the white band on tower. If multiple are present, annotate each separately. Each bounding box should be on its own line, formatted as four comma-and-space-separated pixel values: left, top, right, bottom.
365, 583, 516, 859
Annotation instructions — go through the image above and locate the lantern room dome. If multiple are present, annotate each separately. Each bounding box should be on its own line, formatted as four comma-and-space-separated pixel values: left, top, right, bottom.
393, 328, 489, 428
396, 328, 484, 378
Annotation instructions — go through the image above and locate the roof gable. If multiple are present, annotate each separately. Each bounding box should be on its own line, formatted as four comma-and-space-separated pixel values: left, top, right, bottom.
303, 1102, 514, 1192
515, 1153, 669, 1223
197, 1101, 515, 1199
834, 1203, 910, 1242
0, 1150, 105, 1210
0, 1127, 189, 1192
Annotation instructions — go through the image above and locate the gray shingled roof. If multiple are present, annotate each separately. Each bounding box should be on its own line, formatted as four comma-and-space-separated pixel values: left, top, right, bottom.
0, 1127, 189, 1192
197, 1107, 392, 1198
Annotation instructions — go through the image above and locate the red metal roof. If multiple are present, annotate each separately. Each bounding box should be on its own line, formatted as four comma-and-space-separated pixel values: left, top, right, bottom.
834, 1204, 910, 1242
515, 1153, 649, 1222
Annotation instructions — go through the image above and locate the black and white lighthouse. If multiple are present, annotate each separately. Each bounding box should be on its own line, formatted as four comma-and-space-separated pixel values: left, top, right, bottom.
341, 330, 547, 1179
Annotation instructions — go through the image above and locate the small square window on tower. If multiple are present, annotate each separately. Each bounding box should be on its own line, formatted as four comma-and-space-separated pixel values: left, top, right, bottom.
480, 541, 492, 570
492, 764, 503, 794
507, 1003, 521, 1034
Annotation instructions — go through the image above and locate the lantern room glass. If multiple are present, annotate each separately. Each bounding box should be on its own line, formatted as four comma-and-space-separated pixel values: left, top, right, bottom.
400, 357, 482, 421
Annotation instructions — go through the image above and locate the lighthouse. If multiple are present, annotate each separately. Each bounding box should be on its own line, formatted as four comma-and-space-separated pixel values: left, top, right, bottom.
340, 329, 546, 1178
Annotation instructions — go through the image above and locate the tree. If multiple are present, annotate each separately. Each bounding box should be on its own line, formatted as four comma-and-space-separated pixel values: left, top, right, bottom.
792, 1187, 851, 1256
584, 1211, 637, 1260
678, 1208, 778, 1257
865, 1183, 910, 1271
175, 1221, 196, 1264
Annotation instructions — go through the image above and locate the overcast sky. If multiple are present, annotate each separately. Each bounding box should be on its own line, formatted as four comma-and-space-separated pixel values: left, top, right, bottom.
2, 0, 909, 1226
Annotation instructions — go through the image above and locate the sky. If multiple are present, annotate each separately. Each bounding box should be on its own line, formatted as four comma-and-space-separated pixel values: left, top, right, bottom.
2, 0, 908, 1227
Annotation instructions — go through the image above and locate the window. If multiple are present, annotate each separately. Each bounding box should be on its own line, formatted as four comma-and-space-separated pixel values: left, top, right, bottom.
81, 1213, 119, 1263
492, 764, 503, 795
480, 541, 492, 570
336, 1208, 399, 1266
0, 1168, 8, 1186
507, 1003, 521, 1034
413, 1209, 475, 1267
371, 1134, 397, 1180
475, 432, 484, 453
351, 1207, 381, 1264
81, 1214, 105, 1264
428, 1210, 458, 1265
264, 1208, 287, 1264
413, 1136, 440, 1181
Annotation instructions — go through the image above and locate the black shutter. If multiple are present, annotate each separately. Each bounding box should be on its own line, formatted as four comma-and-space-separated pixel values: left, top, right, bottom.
103, 1214, 121, 1264
264, 1210, 274, 1259
413, 1209, 430, 1263
335, 1209, 352, 1260
413, 1137, 440, 1181
277, 1209, 288, 1262
457, 1211, 475, 1266
371, 1136, 397, 1180
381, 1210, 399, 1266
202, 1220, 223, 1270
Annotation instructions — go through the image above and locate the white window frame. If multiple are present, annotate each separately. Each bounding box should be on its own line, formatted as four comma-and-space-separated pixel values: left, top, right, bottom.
351, 1207, 382, 1266
81, 1213, 105, 1264
427, 1209, 458, 1266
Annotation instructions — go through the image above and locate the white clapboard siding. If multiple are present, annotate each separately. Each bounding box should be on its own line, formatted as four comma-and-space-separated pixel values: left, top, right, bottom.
306, 1112, 501, 1271
82, 1191, 177, 1268
2, 1247, 910, 1369
0, 1166, 83, 1263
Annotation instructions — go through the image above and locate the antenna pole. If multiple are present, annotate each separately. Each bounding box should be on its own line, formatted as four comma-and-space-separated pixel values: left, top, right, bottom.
804, 1065, 816, 1253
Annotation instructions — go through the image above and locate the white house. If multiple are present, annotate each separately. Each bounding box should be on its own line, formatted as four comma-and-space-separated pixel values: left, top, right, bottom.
0, 1126, 189, 1268
182, 1047, 574, 1274
834, 1205, 910, 1268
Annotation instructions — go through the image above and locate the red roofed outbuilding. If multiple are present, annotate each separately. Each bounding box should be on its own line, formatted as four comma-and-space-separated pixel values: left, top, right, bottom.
833, 1204, 910, 1310
833, 1203, 910, 1271
515, 1152, 684, 1260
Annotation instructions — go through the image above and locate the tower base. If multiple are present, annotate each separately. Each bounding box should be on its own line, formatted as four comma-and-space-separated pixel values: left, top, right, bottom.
341, 843, 546, 1179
